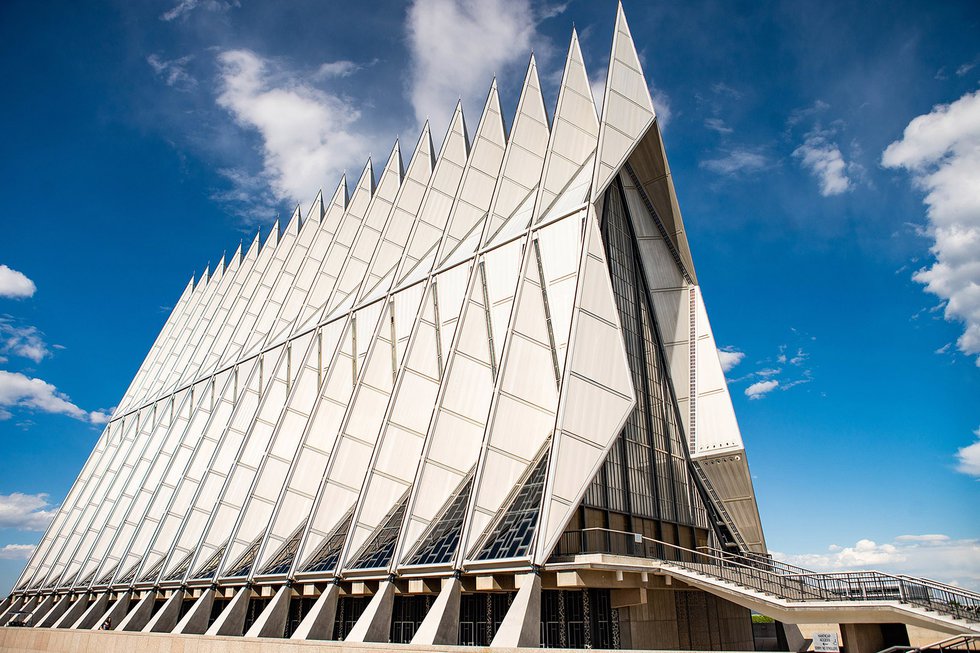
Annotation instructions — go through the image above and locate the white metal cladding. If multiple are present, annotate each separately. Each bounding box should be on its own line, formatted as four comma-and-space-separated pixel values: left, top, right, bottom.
14, 3, 768, 594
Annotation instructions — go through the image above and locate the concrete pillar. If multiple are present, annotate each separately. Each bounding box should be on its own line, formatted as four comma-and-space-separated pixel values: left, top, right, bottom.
0, 595, 13, 614
0, 595, 24, 623
290, 583, 340, 641
411, 577, 461, 645
37, 594, 72, 627
52, 593, 91, 628
205, 586, 251, 636
245, 585, 291, 638
19, 595, 40, 616
90, 591, 131, 630
840, 623, 908, 653
172, 588, 215, 634
490, 573, 541, 648
71, 591, 111, 629
117, 591, 157, 631
29, 594, 57, 625
143, 590, 184, 633
345, 580, 395, 643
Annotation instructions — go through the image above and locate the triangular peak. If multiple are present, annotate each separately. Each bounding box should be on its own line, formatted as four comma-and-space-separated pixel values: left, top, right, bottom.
307, 189, 325, 224
285, 204, 302, 235
263, 219, 280, 251
380, 138, 404, 187
244, 230, 262, 262
413, 121, 436, 176
480, 55, 550, 245
592, 1, 657, 200
354, 158, 375, 201
196, 265, 210, 290
229, 240, 243, 268
437, 78, 507, 261
534, 28, 599, 222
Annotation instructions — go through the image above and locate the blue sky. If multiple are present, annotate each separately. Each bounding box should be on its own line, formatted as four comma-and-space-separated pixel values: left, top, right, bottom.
0, 0, 978, 595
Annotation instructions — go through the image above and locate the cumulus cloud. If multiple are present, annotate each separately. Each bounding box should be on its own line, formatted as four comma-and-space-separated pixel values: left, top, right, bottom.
147, 54, 197, 91
794, 130, 852, 196
0, 318, 51, 363
745, 379, 779, 399
215, 49, 373, 218
406, 0, 540, 133
775, 535, 980, 590
700, 148, 769, 175
956, 426, 980, 478
882, 90, 980, 366
0, 544, 35, 561
0, 370, 108, 425
0, 493, 56, 531
0, 265, 36, 299
717, 346, 745, 372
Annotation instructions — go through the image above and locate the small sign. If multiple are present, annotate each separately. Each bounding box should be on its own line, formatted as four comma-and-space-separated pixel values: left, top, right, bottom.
813, 631, 840, 653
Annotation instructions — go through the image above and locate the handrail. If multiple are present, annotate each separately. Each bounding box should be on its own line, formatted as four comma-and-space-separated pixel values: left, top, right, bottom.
550, 528, 980, 624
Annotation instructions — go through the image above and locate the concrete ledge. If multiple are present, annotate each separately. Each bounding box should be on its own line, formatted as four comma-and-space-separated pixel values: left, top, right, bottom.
0, 626, 761, 652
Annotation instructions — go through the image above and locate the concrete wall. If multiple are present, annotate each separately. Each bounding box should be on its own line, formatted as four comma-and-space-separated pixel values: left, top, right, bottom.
0, 627, 762, 653
618, 589, 755, 651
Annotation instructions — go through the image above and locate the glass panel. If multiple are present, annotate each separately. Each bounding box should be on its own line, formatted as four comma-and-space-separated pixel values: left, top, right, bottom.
475, 455, 548, 560
302, 510, 353, 574
349, 495, 409, 570
407, 477, 473, 567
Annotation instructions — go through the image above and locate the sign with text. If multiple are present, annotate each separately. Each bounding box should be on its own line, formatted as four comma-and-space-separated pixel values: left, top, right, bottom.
813, 631, 840, 653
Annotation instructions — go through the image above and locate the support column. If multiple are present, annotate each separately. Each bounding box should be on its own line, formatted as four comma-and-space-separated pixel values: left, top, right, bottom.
172, 587, 214, 634
345, 580, 395, 643
491, 573, 541, 648
117, 591, 157, 631
0, 596, 24, 623
29, 594, 57, 625
51, 593, 91, 628
290, 583, 340, 640
37, 594, 72, 628
90, 591, 131, 630
411, 577, 461, 645
205, 586, 250, 636
245, 585, 291, 638
0, 595, 13, 614
143, 590, 184, 633
71, 591, 110, 629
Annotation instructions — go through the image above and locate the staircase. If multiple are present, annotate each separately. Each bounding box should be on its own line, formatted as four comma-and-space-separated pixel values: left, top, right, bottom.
550, 528, 980, 634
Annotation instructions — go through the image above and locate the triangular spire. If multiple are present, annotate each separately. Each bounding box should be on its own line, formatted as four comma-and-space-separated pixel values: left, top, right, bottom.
535, 28, 599, 222
438, 78, 507, 261
592, 1, 656, 199
196, 265, 210, 290
307, 189, 325, 224
285, 204, 301, 235
327, 175, 348, 218
481, 54, 550, 245
264, 219, 280, 250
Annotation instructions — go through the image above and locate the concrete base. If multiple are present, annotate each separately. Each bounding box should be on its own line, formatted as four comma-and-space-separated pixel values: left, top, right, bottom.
71, 591, 110, 630
205, 586, 251, 637
116, 591, 157, 631
36, 595, 71, 628
411, 577, 461, 645
290, 583, 339, 641
491, 573, 541, 648
173, 588, 215, 635
51, 594, 91, 629
144, 590, 184, 633
841, 623, 910, 653
91, 591, 131, 630
245, 585, 291, 638
345, 580, 395, 643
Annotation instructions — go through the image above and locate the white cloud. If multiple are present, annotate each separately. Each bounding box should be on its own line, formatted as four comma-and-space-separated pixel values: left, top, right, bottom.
147, 54, 197, 91
0, 370, 108, 425
774, 535, 980, 591
956, 426, 980, 478
704, 117, 733, 134
0, 265, 36, 299
406, 0, 539, 133
700, 148, 769, 175
314, 60, 367, 80
0, 493, 56, 531
0, 318, 51, 363
0, 544, 35, 561
160, 0, 238, 22
651, 86, 673, 128
882, 90, 980, 366
794, 131, 852, 196
717, 346, 745, 372
215, 49, 373, 215
745, 379, 779, 399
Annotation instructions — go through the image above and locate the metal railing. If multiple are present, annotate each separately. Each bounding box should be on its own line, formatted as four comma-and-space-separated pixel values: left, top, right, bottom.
550, 528, 980, 624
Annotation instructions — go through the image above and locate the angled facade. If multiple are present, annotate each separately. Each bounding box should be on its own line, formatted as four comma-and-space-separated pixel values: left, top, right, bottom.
6, 5, 976, 651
